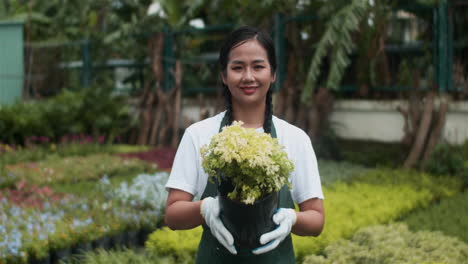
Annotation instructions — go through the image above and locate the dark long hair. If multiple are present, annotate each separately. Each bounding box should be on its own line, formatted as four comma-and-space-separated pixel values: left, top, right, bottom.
219, 26, 276, 133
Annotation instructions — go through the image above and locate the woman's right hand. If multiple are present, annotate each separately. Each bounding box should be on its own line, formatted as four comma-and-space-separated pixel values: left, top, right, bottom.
201, 197, 237, 255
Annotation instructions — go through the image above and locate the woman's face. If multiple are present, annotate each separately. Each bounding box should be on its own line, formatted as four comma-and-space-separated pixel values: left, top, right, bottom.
222, 39, 276, 108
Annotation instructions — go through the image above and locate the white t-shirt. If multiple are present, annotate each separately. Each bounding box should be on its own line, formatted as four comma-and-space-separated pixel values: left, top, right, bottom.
165, 111, 324, 204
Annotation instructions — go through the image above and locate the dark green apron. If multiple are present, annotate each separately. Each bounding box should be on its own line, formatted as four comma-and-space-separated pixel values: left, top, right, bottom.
195, 115, 296, 264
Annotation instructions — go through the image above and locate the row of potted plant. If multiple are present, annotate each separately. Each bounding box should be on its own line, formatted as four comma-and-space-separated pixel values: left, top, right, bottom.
0, 171, 169, 263
3, 153, 157, 187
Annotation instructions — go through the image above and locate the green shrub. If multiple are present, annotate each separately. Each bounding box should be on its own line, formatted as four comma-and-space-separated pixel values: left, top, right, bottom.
4, 154, 156, 186
402, 190, 468, 243
339, 139, 405, 168
425, 143, 467, 186
303, 224, 468, 264
318, 160, 370, 186
0, 86, 136, 145
145, 226, 202, 264
145, 169, 461, 262
69, 248, 179, 264
292, 168, 462, 261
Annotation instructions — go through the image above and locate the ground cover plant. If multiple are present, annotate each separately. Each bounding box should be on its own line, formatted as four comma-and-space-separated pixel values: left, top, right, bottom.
3, 153, 156, 187
0, 183, 162, 263
317, 160, 370, 186
402, 189, 468, 243
68, 248, 181, 264
0, 143, 165, 263
302, 224, 468, 264
145, 165, 462, 262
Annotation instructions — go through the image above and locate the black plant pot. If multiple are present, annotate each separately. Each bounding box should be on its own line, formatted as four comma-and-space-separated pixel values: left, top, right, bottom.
28, 255, 51, 264
71, 241, 92, 255
51, 247, 71, 264
218, 178, 278, 249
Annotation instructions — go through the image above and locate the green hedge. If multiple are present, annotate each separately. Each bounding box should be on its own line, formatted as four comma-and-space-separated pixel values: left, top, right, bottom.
303, 224, 468, 264
402, 189, 468, 243
0, 87, 135, 145
145, 168, 461, 262
339, 140, 405, 168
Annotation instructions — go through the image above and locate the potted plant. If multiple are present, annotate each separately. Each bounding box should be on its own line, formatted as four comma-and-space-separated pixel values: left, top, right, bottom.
201, 121, 294, 249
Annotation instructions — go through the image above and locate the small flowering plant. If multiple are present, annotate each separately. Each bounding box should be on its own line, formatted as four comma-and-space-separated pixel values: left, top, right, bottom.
201, 121, 294, 204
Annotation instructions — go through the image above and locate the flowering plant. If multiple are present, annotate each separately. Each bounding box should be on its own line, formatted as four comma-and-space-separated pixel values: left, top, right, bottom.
201, 121, 294, 204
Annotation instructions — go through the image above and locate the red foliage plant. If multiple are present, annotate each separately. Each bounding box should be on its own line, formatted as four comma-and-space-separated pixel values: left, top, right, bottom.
119, 147, 176, 170
0, 180, 66, 210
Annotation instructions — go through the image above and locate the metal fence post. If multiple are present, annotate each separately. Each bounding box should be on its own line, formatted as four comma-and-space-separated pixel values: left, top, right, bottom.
273, 13, 286, 92
81, 39, 92, 88
434, 0, 452, 92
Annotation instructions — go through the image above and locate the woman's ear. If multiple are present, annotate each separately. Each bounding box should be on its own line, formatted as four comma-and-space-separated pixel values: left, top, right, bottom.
221, 72, 227, 85
271, 72, 277, 83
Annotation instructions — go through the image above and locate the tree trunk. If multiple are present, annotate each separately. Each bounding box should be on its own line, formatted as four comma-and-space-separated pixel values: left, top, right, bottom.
420, 95, 449, 167
403, 92, 435, 168
171, 61, 182, 147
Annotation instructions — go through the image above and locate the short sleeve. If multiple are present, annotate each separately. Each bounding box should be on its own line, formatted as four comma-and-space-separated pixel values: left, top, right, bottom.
290, 132, 324, 204
165, 129, 199, 196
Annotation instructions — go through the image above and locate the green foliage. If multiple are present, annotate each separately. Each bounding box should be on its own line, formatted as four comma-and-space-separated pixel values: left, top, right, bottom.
463, 139, 468, 160
339, 139, 406, 168
301, 0, 370, 103
0, 87, 136, 146
402, 190, 468, 243
145, 226, 202, 264
317, 160, 370, 186
143, 168, 461, 262
292, 168, 462, 261
303, 224, 468, 264
0, 143, 150, 166
68, 248, 179, 264
425, 143, 468, 186
4, 154, 156, 186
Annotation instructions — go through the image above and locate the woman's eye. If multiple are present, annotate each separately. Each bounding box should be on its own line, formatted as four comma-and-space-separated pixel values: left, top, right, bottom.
254, 65, 265, 69
231, 66, 242, 71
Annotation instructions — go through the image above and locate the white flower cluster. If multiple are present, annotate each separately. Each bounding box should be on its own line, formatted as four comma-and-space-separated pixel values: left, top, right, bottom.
104, 172, 169, 211
201, 121, 294, 204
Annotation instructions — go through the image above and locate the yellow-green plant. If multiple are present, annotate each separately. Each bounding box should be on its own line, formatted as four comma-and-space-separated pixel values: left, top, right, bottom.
303, 224, 468, 264
145, 226, 202, 263
200, 121, 294, 204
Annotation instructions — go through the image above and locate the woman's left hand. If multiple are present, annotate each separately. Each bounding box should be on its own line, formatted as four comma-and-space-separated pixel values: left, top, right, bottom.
252, 208, 297, 255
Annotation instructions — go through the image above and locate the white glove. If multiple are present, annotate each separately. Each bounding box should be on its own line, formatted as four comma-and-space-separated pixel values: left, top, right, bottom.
252, 208, 297, 255
200, 196, 237, 255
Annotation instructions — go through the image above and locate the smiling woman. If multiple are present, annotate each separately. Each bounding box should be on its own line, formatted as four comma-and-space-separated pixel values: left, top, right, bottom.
164, 26, 324, 264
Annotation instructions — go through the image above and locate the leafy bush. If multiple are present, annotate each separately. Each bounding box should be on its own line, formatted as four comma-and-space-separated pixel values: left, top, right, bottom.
3, 154, 156, 186
303, 224, 468, 264
402, 190, 468, 243
425, 143, 468, 186
0, 86, 136, 145
69, 248, 179, 264
317, 160, 370, 186
339, 139, 405, 168
292, 168, 462, 261
143, 168, 461, 262
145, 226, 202, 264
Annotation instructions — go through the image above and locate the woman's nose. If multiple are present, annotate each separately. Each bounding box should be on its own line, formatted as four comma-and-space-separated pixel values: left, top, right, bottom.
242, 68, 254, 82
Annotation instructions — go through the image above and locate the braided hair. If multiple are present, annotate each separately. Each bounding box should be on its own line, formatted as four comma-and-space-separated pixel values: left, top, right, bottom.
219, 26, 276, 134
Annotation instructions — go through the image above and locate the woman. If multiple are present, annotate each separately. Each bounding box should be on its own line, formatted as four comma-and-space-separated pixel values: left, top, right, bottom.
165, 26, 324, 263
